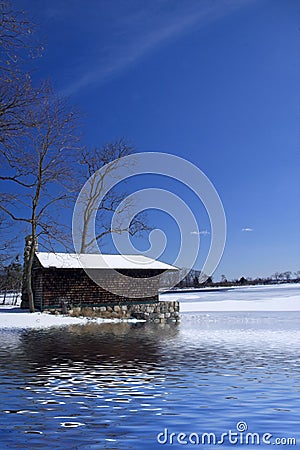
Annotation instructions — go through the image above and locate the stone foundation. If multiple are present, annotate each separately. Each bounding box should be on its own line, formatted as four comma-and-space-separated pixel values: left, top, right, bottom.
50, 301, 180, 323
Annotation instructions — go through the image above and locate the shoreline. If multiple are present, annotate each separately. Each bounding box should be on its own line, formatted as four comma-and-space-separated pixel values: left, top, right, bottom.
1, 283, 299, 329
0, 305, 142, 330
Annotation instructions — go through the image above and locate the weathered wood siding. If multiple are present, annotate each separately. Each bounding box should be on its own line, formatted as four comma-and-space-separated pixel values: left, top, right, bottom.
31, 257, 162, 310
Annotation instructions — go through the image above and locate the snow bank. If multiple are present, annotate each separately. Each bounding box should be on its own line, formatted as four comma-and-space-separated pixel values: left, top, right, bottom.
0, 305, 140, 330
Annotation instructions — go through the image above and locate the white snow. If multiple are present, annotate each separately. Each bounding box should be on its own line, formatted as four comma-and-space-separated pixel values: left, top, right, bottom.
160, 283, 300, 312
0, 284, 299, 330
0, 304, 141, 329
35, 252, 178, 270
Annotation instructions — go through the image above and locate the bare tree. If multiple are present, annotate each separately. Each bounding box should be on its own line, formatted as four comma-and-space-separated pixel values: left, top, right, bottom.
272, 272, 280, 283
0, 86, 80, 311
0, 1, 41, 63
0, 2, 149, 312
77, 139, 149, 253
283, 271, 292, 282
0, 1, 43, 148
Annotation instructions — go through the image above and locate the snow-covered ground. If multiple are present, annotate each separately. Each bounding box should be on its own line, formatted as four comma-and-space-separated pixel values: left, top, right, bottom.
0, 294, 141, 329
161, 283, 300, 312
0, 284, 299, 329
0, 307, 143, 329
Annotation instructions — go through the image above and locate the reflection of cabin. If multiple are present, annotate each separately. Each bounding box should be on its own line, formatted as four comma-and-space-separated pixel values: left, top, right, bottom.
23, 252, 178, 312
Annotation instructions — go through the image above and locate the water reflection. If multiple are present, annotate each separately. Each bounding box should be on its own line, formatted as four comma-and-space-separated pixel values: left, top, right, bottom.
0, 313, 300, 449
19, 322, 179, 367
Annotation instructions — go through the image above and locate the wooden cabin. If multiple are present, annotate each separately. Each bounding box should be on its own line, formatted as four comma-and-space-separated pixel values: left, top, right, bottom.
23, 252, 178, 313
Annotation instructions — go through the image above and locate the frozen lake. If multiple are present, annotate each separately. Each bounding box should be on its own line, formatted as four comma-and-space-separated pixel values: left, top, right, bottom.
0, 284, 299, 448
162, 283, 300, 311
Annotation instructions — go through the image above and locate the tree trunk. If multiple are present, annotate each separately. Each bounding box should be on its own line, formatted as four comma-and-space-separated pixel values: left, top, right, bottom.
2, 289, 6, 305
26, 245, 35, 313
21, 234, 37, 312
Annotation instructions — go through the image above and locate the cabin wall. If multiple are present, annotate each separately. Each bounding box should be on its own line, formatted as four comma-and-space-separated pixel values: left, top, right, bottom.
32, 267, 162, 310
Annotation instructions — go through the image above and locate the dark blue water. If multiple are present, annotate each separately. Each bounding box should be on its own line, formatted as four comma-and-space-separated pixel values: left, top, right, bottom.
1, 311, 299, 449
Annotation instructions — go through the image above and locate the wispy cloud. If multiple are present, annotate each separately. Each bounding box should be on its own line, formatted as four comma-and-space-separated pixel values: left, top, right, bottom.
60, 0, 255, 95
242, 227, 253, 232
191, 230, 210, 236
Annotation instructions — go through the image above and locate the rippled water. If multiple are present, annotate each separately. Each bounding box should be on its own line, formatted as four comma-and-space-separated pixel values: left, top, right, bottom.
1, 310, 300, 449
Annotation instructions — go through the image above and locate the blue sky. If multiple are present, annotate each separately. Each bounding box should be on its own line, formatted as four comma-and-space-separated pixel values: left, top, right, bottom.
14, 0, 300, 280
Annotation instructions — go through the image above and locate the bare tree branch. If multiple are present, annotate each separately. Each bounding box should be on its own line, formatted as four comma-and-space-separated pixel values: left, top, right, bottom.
0, 203, 31, 222
77, 139, 150, 253
0, 175, 35, 187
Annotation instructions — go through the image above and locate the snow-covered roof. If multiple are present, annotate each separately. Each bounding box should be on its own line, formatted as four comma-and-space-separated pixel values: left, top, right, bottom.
35, 252, 178, 271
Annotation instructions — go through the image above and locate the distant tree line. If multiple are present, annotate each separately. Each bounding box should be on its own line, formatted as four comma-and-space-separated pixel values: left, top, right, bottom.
0, 257, 22, 304
174, 269, 300, 289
